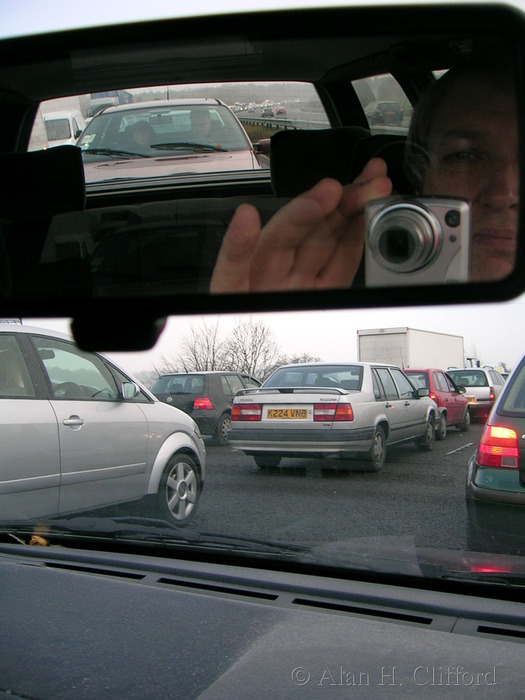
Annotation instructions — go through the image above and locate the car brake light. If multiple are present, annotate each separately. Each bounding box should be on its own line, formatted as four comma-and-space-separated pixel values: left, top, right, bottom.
231, 403, 262, 421
429, 392, 438, 403
477, 424, 519, 468
313, 403, 354, 422
193, 397, 214, 410
489, 387, 496, 404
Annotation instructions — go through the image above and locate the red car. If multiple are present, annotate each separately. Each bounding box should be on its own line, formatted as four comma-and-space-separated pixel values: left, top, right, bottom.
404, 368, 470, 439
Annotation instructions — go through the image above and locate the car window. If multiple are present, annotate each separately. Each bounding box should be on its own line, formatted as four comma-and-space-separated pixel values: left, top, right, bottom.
44, 118, 71, 141
489, 369, 504, 385
223, 374, 244, 395
31, 336, 119, 400
0, 335, 36, 397
373, 367, 399, 400
353, 74, 410, 133
499, 361, 525, 415
390, 368, 416, 398
242, 375, 261, 388
405, 371, 428, 389
30, 83, 328, 182
448, 370, 488, 387
434, 371, 450, 393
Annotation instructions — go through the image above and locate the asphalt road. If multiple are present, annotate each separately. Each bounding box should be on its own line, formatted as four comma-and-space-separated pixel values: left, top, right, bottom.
193, 423, 483, 552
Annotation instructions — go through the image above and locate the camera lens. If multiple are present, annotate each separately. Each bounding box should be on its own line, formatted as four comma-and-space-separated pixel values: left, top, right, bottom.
368, 201, 442, 273
379, 226, 416, 263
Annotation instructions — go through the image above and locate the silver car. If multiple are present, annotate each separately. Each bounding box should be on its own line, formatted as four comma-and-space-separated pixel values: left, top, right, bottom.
228, 362, 437, 470
0, 324, 205, 524
447, 367, 507, 422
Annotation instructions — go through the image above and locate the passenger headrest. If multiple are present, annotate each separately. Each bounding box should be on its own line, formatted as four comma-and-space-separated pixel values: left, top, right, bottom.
270, 127, 370, 197
349, 134, 413, 195
0, 145, 85, 220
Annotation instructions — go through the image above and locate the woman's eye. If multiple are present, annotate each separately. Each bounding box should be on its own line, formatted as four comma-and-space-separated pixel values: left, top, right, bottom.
443, 150, 480, 163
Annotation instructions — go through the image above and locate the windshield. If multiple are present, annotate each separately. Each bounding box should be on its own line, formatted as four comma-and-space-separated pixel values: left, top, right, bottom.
44, 118, 71, 141
4, 5, 525, 598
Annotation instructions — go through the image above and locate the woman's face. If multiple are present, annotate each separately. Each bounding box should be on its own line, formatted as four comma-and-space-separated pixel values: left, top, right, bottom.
422, 73, 519, 281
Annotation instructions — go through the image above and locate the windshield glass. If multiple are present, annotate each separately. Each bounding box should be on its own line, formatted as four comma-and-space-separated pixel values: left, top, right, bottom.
44, 118, 71, 140
4, 5, 525, 594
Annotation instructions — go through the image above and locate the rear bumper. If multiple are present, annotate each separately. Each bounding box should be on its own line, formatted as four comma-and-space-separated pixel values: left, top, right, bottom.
228, 426, 374, 455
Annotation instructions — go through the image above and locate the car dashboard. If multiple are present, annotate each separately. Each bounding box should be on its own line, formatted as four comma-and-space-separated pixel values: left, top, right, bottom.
1, 541, 525, 698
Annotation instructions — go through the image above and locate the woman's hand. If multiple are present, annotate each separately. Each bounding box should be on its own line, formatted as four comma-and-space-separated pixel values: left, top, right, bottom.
210, 158, 392, 293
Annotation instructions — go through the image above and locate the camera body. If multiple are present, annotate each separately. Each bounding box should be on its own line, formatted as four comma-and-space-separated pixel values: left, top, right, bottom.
365, 196, 471, 287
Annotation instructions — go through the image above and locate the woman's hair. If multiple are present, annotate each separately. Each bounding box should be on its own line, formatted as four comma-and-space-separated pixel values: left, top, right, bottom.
405, 50, 516, 192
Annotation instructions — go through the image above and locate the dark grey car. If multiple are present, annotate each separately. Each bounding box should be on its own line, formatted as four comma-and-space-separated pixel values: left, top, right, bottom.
466, 354, 525, 553
150, 371, 261, 445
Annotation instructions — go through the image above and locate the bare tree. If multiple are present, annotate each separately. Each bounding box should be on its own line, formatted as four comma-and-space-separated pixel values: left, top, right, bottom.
177, 320, 228, 371
222, 318, 280, 379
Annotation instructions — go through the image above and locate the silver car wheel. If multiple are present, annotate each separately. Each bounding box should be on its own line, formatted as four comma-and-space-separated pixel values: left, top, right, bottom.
362, 425, 386, 471
416, 414, 435, 452
158, 455, 200, 524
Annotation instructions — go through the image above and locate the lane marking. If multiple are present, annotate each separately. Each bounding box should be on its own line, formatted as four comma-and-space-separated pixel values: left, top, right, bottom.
446, 442, 474, 456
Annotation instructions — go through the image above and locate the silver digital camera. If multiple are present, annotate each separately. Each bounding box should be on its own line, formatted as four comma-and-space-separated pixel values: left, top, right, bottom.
365, 196, 471, 287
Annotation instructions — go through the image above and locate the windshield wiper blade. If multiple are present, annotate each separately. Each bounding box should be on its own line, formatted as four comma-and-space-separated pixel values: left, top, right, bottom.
151, 141, 227, 152
0, 516, 312, 559
82, 147, 149, 159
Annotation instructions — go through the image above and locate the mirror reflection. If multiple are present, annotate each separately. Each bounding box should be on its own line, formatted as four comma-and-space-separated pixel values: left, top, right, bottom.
22, 38, 519, 301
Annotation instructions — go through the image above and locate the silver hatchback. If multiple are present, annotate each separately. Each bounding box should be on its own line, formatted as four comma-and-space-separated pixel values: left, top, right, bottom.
0, 324, 205, 524
228, 362, 437, 470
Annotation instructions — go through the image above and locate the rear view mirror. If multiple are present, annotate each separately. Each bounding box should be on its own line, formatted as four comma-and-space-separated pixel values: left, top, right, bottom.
0, 4, 523, 350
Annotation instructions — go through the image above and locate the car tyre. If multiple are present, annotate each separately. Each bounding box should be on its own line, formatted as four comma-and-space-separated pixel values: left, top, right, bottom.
214, 413, 231, 446
458, 409, 470, 432
156, 453, 201, 525
436, 412, 447, 441
416, 414, 435, 452
362, 425, 387, 471
253, 454, 282, 469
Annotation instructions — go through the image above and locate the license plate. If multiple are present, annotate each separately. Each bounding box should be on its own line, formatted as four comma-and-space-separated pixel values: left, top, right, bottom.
267, 408, 308, 419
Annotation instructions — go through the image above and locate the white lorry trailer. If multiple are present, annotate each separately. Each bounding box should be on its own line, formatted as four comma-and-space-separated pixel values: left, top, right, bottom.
357, 327, 465, 369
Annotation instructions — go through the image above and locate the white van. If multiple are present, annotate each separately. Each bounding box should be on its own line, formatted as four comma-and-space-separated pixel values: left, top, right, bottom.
42, 110, 86, 147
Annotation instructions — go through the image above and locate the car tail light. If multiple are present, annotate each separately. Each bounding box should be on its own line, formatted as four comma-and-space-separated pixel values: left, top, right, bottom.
429, 392, 438, 403
477, 424, 519, 468
193, 397, 214, 410
489, 387, 496, 404
231, 403, 262, 421
313, 403, 354, 422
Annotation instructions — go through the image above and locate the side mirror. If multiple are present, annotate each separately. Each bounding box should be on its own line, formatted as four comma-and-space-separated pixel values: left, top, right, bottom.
253, 138, 271, 155
417, 388, 430, 399
121, 381, 140, 400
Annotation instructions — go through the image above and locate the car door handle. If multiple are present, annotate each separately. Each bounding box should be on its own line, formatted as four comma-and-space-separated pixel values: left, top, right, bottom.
404, 401, 411, 406
63, 415, 85, 428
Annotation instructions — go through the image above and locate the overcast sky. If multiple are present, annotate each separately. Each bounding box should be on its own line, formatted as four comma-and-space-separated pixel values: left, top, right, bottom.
9, 0, 525, 375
